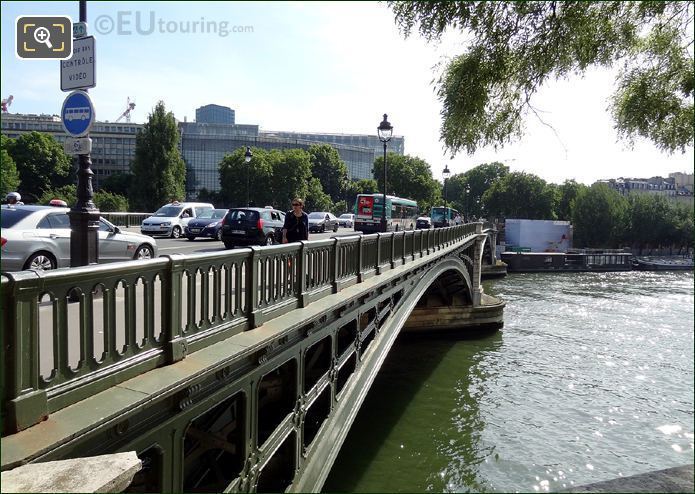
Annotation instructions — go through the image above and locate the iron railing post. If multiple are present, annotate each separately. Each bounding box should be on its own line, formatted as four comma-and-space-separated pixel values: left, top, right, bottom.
164, 254, 187, 363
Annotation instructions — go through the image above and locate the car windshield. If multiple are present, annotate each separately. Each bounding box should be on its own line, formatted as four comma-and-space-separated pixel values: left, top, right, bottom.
0, 208, 34, 228
197, 209, 225, 219
154, 206, 183, 217
430, 208, 447, 221
339, 214, 352, 219
308, 212, 327, 219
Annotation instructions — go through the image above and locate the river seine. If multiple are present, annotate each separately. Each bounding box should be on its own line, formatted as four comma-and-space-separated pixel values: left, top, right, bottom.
324, 271, 694, 492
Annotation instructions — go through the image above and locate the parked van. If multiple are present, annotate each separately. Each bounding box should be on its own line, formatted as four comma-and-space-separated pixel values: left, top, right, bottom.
141, 201, 214, 238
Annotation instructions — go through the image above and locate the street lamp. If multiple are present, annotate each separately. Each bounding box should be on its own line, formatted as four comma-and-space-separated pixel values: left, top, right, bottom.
244, 146, 252, 206
443, 164, 451, 204
377, 114, 393, 233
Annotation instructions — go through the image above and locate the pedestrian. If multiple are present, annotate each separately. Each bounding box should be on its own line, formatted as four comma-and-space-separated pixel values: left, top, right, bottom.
282, 197, 309, 243
5, 192, 23, 205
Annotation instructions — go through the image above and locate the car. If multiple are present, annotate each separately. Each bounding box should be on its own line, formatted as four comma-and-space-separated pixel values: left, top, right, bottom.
416, 216, 433, 229
184, 208, 227, 241
337, 213, 355, 228
140, 201, 214, 238
308, 212, 339, 233
220, 207, 286, 248
1, 205, 158, 272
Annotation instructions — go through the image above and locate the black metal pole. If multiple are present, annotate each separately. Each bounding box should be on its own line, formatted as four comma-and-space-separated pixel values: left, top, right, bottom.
69, 0, 99, 267
247, 162, 249, 206
382, 142, 387, 233
444, 178, 447, 204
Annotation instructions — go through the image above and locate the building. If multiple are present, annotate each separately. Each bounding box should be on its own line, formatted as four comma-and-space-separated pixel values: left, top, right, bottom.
596, 174, 694, 207
2, 108, 398, 199
1, 113, 141, 190
195, 104, 235, 125
263, 130, 406, 166
180, 121, 375, 197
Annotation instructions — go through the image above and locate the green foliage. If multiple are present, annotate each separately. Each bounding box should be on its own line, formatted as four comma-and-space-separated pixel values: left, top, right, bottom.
196, 187, 225, 206
572, 184, 629, 248
271, 149, 312, 210
218, 147, 314, 210
93, 190, 129, 212
483, 172, 557, 220
554, 180, 588, 221
308, 144, 348, 203
1, 135, 20, 196
305, 177, 333, 213
372, 153, 442, 212
99, 172, 133, 197
38, 185, 77, 206
625, 193, 693, 254
332, 200, 348, 215
6, 131, 74, 199
448, 162, 509, 218
389, 1, 693, 155
130, 101, 186, 211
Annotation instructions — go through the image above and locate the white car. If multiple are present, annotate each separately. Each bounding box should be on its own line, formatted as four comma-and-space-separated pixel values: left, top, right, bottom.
338, 213, 355, 228
1, 205, 158, 272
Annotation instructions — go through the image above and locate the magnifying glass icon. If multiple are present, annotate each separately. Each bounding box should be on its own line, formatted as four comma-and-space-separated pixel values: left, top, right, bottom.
33, 27, 53, 49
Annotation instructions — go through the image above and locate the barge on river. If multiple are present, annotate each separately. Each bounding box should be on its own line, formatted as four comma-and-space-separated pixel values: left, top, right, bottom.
501, 251, 633, 273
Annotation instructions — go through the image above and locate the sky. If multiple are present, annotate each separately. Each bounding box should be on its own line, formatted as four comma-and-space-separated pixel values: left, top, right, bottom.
1, 1, 693, 186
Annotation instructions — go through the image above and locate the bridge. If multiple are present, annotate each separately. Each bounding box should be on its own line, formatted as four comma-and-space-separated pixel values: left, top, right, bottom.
1, 223, 503, 492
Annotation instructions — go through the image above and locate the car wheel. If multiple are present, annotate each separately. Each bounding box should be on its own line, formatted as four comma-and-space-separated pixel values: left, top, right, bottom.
24, 252, 56, 271
186, 236, 196, 241
321, 225, 325, 233
216, 229, 223, 241
333, 224, 338, 232
266, 234, 275, 245
134, 245, 154, 260
171, 226, 182, 239
223, 241, 234, 249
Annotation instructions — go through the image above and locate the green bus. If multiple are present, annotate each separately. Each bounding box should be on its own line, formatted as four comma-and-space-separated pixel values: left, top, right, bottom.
430, 206, 461, 228
354, 194, 418, 233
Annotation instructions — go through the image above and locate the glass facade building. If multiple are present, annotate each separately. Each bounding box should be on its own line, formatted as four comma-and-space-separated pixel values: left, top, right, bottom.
195, 104, 235, 125
2, 111, 394, 199
263, 130, 405, 157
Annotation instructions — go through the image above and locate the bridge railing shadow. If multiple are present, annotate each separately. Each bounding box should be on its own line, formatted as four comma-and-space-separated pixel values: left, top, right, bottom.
1, 223, 488, 435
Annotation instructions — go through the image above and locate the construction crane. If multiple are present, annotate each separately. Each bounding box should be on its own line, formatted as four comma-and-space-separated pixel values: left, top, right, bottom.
115, 97, 135, 123
1, 95, 13, 113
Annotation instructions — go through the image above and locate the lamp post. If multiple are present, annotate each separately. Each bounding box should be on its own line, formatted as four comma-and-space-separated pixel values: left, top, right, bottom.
69, 0, 99, 267
244, 146, 252, 206
443, 164, 451, 204
377, 114, 393, 233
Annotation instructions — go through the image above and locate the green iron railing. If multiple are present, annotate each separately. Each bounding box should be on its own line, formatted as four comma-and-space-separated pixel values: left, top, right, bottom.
1, 223, 484, 435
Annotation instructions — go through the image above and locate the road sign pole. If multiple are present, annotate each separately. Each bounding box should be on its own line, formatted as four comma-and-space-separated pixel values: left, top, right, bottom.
68, 0, 99, 268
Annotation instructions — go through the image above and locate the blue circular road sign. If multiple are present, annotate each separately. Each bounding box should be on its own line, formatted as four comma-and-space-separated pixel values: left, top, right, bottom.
61, 90, 95, 137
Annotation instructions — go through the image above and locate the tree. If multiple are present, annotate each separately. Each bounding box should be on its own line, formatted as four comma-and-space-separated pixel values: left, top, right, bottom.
454, 162, 509, 218
270, 149, 312, 209
308, 144, 348, 203
305, 177, 333, 213
482, 172, 557, 220
38, 185, 77, 206
554, 180, 587, 221
99, 172, 133, 197
1, 135, 20, 196
219, 147, 274, 208
572, 184, 629, 248
389, 1, 694, 155
373, 153, 442, 212
130, 101, 186, 211
93, 191, 129, 212
6, 131, 74, 198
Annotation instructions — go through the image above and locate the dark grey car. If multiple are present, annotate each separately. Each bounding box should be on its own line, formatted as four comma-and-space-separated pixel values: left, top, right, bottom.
220, 207, 286, 248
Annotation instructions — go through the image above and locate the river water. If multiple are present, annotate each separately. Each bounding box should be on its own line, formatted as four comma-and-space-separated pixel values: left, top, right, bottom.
323, 271, 694, 492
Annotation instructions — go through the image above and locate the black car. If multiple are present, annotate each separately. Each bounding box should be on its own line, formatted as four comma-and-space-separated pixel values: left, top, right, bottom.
184, 208, 227, 241
416, 216, 433, 229
220, 207, 286, 248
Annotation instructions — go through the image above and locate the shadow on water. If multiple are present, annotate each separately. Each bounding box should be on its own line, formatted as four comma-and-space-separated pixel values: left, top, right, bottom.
323, 328, 503, 493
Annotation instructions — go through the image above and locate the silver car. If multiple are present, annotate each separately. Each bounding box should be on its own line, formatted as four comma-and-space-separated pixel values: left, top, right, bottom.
1, 205, 158, 272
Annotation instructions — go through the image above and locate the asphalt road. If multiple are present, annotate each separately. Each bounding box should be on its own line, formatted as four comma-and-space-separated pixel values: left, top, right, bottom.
122, 227, 360, 257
